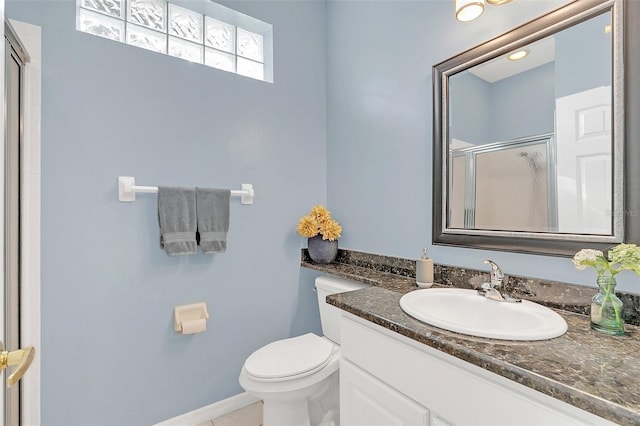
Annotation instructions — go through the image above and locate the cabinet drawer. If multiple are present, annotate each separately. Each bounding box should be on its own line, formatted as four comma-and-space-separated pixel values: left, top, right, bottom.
341, 314, 614, 426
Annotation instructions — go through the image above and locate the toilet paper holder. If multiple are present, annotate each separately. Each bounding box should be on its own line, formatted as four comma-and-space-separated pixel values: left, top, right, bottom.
174, 302, 209, 334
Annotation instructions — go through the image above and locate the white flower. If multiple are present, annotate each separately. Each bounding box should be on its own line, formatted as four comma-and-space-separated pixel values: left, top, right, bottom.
574, 243, 640, 277
572, 249, 604, 270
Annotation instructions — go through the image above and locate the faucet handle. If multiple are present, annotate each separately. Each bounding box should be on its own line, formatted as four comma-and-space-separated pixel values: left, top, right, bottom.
480, 282, 492, 291
479, 260, 521, 303
483, 259, 504, 287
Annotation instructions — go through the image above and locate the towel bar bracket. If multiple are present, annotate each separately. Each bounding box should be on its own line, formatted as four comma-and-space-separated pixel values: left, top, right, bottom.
118, 176, 254, 204
118, 176, 136, 202
240, 184, 255, 205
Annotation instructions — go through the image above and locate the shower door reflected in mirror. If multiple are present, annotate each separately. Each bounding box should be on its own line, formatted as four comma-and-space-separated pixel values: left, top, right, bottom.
450, 136, 555, 233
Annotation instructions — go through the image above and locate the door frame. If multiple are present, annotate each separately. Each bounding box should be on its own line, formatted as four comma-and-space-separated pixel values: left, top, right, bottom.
2, 10, 42, 426
0, 1, 7, 420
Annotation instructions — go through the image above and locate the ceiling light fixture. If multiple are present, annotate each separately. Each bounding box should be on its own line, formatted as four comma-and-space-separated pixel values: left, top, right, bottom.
507, 49, 529, 61
455, 0, 485, 22
456, 0, 513, 22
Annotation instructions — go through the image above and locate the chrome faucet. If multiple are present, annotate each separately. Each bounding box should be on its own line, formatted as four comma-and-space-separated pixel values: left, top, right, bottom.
478, 260, 521, 303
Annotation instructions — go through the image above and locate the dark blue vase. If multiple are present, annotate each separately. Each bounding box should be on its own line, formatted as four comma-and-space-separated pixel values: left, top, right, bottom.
308, 235, 338, 264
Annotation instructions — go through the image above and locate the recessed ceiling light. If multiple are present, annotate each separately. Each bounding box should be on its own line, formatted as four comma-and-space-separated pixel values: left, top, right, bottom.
455, 0, 485, 22
508, 49, 530, 61
487, 0, 513, 4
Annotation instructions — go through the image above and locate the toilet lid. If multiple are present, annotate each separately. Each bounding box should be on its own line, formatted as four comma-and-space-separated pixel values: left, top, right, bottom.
244, 333, 334, 380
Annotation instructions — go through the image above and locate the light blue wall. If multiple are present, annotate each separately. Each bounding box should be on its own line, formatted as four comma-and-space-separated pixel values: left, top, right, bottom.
555, 11, 612, 98
326, 0, 638, 295
7, 0, 326, 424
450, 62, 555, 145
449, 72, 490, 145
489, 62, 555, 142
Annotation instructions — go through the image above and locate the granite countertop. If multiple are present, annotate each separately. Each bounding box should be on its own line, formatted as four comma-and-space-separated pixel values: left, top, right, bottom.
302, 251, 640, 426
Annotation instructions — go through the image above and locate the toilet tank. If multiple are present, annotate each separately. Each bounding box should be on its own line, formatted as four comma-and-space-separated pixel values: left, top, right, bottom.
315, 275, 368, 344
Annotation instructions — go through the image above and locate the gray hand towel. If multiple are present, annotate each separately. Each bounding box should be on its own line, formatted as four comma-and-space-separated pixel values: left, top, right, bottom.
196, 188, 230, 254
158, 186, 197, 256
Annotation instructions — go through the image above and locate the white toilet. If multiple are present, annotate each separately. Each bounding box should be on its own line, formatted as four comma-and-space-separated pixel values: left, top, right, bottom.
239, 275, 367, 426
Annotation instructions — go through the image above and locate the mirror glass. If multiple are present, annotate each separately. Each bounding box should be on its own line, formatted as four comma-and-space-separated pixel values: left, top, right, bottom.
433, 0, 628, 256
448, 11, 612, 235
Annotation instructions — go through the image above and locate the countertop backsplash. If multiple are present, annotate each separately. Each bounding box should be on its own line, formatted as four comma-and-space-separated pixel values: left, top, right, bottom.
302, 248, 640, 326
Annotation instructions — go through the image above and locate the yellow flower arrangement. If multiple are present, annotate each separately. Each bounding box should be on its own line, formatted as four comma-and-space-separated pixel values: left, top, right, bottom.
296, 205, 342, 241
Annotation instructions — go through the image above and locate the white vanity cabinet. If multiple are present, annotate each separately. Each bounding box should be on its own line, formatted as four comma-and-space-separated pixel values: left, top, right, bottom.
340, 314, 615, 426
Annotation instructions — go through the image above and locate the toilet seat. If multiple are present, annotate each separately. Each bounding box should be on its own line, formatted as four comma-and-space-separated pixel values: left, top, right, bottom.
244, 333, 334, 382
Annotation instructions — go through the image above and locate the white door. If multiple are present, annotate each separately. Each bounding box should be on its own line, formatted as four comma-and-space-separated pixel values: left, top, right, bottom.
556, 86, 612, 234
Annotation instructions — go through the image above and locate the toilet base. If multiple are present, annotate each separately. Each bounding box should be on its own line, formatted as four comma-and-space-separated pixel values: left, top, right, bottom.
309, 374, 339, 426
263, 399, 311, 426
256, 372, 339, 426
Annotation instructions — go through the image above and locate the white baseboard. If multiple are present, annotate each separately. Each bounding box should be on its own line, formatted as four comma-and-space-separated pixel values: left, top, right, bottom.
154, 392, 260, 426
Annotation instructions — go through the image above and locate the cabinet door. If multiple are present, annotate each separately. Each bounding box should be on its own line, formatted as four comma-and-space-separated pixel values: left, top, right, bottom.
341, 359, 430, 426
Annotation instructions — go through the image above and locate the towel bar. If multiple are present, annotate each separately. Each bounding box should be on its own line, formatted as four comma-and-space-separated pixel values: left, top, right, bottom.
118, 176, 254, 204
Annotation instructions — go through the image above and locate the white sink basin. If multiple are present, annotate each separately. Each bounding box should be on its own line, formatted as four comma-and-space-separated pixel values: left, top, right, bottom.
399, 288, 568, 341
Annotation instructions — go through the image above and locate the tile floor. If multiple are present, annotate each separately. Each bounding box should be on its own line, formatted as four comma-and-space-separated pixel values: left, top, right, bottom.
197, 401, 263, 426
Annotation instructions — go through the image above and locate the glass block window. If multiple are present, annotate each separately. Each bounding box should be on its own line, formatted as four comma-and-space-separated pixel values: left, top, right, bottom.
76, 0, 273, 82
